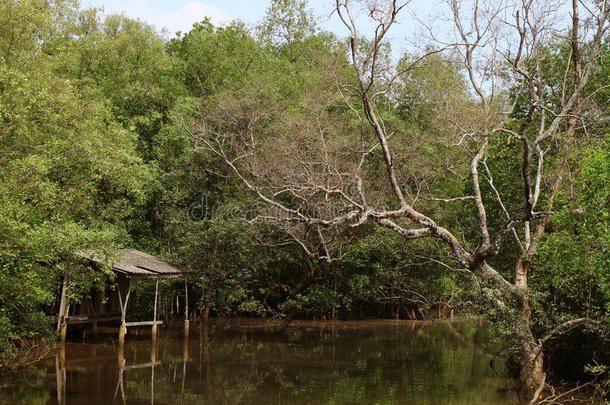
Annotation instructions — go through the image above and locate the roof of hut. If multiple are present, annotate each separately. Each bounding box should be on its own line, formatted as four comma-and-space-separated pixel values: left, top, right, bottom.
78, 249, 186, 279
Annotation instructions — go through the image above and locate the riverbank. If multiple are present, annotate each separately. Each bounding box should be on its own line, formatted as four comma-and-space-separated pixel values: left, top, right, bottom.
0, 338, 56, 370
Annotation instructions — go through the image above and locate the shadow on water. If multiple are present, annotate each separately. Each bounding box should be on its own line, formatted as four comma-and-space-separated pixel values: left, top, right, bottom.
0, 319, 518, 404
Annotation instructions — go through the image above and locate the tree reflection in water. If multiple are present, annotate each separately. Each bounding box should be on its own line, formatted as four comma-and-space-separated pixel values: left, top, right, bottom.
0, 320, 518, 404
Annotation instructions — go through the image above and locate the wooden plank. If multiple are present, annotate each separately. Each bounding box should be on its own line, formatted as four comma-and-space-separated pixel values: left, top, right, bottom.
66, 314, 90, 321
66, 315, 121, 325
123, 361, 161, 370
124, 320, 163, 327
64, 355, 117, 366
125, 273, 182, 279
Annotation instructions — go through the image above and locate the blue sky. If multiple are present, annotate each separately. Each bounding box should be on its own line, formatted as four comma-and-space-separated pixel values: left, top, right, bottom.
79, 0, 343, 35
78, 0, 442, 44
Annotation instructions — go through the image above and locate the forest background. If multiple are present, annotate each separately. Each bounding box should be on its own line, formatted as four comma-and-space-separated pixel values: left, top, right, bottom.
0, 0, 608, 398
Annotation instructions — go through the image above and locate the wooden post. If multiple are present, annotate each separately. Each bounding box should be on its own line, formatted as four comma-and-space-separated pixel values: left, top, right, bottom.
61, 305, 70, 341
151, 357, 155, 405
118, 326, 126, 345
152, 279, 159, 340
92, 286, 104, 337
117, 285, 125, 344
60, 322, 67, 343
151, 335, 157, 405
118, 278, 132, 345
57, 278, 67, 332
114, 346, 126, 403
91, 290, 98, 337
56, 347, 66, 405
164, 294, 169, 325
184, 281, 189, 337
57, 277, 70, 342
181, 327, 189, 395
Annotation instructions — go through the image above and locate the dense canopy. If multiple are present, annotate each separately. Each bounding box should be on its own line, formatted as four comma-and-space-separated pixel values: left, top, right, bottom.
0, 0, 608, 400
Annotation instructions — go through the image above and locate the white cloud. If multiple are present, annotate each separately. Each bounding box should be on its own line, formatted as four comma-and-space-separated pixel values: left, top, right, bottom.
89, 1, 234, 35
147, 2, 233, 34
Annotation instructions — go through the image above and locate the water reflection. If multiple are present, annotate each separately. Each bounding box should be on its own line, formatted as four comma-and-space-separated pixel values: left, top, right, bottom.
0, 320, 518, 404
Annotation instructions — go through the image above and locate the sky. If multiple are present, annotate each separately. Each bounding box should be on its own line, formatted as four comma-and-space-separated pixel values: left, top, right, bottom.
78, 0, 442, 43
78, 0, 343, 35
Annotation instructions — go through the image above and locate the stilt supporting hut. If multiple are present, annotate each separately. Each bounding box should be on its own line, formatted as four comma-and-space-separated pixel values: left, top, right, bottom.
58, 249, 188, 343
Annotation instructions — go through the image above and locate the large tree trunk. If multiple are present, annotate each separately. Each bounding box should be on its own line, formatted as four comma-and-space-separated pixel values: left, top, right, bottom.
201, 303, 210, 326
518, 325, 544, 402
200, 284, 211, 328
275, 257, 321, 333
276, 307, 298, 334
514, 258, 544, 402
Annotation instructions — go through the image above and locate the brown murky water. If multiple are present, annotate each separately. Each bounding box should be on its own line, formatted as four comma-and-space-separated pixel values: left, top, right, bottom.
0, 319, 518, 404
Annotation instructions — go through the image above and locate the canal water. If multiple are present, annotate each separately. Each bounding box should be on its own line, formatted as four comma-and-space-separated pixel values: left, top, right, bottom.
0, 319, 518, 404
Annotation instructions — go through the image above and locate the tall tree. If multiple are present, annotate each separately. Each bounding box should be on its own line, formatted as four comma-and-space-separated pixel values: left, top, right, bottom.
258, 0, 317, 62
191, 0, 610, 399
0, 0, 151, 360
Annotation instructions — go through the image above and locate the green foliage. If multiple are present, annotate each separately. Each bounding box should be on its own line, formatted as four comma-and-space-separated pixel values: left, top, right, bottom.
0, 0, 150, 362
0, 1, 608, 391
532, 141, 610, 324
257, 0, 317, 62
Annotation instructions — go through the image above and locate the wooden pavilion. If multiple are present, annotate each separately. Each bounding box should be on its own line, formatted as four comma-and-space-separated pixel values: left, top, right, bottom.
58, 249, 189, 343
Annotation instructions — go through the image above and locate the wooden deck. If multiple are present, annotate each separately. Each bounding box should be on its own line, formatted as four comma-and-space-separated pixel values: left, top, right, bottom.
58, 249, 189, 343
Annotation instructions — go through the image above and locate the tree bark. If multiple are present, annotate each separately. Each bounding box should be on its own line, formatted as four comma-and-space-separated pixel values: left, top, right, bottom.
275, 257, 321, 333
513, 257, 544, 401
201, 285, 211, 328
276, 307, 298, 334
518, 325, 544, 402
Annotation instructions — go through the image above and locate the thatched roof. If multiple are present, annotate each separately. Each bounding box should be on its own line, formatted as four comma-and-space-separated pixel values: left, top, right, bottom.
79, 249, 186, 279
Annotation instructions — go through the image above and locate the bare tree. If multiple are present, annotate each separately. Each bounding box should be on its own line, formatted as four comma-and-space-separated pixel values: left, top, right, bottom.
440, 0, 609, 398
190, 0, 609, 400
